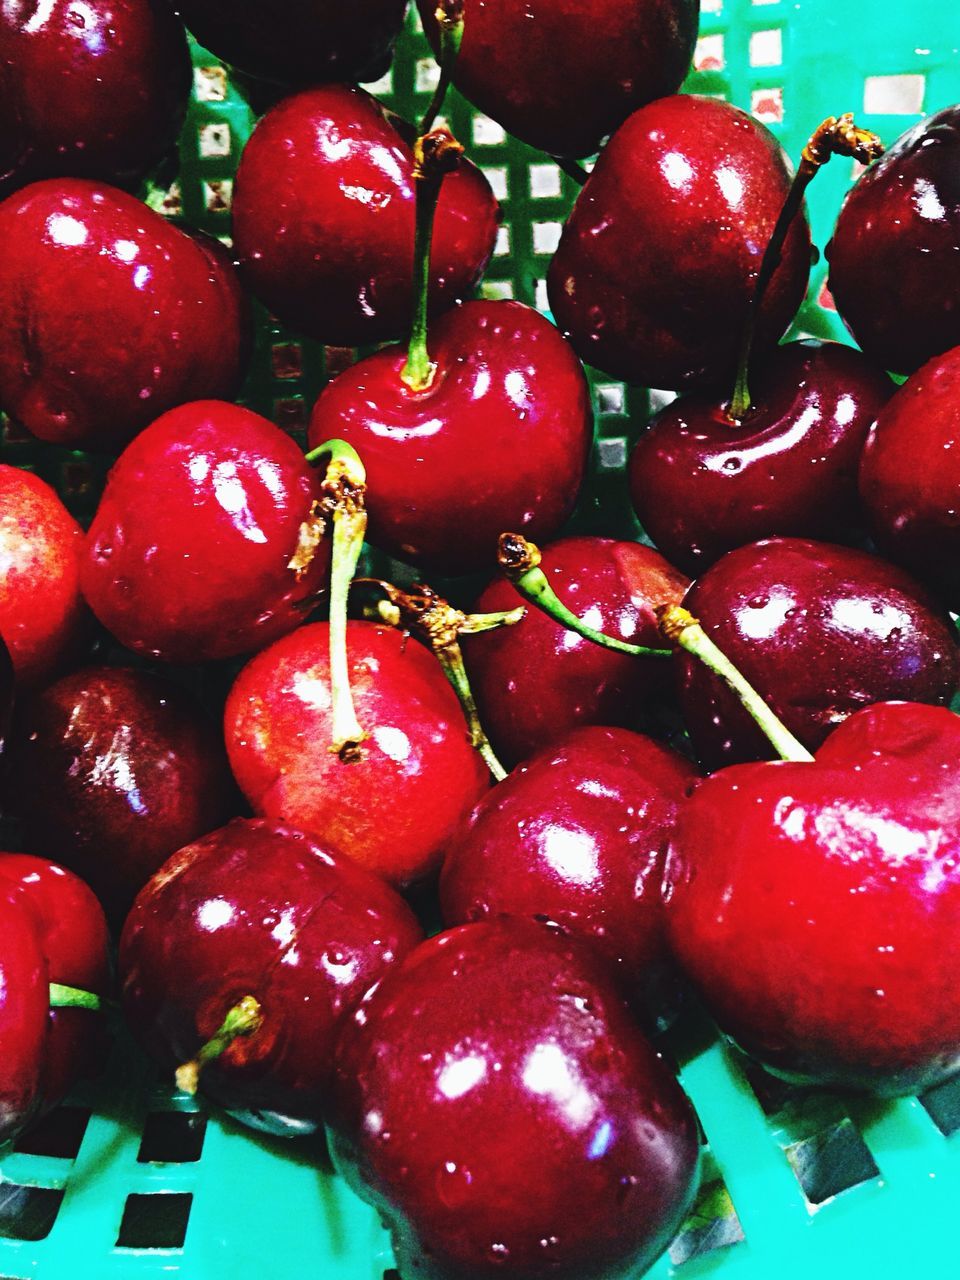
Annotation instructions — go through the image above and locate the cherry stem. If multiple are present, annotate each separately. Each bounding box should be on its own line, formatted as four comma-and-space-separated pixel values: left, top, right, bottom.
498, 533, 672, 659
400, 129, 466, 393
306, 439, 369, 763
48, 983, 104, 1013
728, 112, 884, 422
550, 155, 590, 187
419, 0, 465, 135
175, 995, 263, 1097
657, 605, 814, 763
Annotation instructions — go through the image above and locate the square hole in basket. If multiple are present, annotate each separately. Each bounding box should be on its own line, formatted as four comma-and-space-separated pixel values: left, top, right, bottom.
473, 114, 506, 147
596, 437, 628, 471
494, 225, 511, 257
668, 1157, 745, 1266
751, 87, 784, 124
750, 28, 782, 66
482, 167, 509, 202
137, 1112, 207, 1165
0, 1184, 65, 1242
694, 33, 725, 72
596, 383, 626, 416
116, 1193, 193, 1250
532, 221, 562, 255
529, 163, 562, 199
863, 74, 925, 115
193, 65, 227, 102
198, 122, 231, 159
920, 1072, 960, 1136
13, 1107, 90, 1160
741, 1060, 804, 1117
415, 57, 440, 94
784, 1118, 879, 1206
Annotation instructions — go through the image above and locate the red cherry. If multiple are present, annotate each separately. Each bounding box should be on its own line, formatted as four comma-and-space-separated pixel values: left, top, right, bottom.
0, 883, 48, 1142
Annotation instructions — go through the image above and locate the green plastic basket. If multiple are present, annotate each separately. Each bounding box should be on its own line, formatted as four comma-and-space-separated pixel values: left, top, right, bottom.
2, 3, 960, 1276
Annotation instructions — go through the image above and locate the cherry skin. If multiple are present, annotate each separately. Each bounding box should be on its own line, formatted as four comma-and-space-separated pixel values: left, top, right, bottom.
327, 918, 701, 1280
464, 537, 689, 767
120, 818, 423, 1135
629, 340, 895, 575
232, 85, 499, 347
416, 0, 699, 159
81, 401, 330, 664
665, 701, 960, 1095
675, 537, 960, 770
0, 0, 191, 197
4, 666, 239, 925
225, 621, 490, 886
827, 106, 960, 375
0, 466, 89, 687
167, 0, 407, 86
547, 95, 811, 391
0, 884, 48, 1143
308, 301, 593, 575
859, 344, 960, 610
440, 726, 698, 1014
0, 179, 248, 451
0, 634, 12, 758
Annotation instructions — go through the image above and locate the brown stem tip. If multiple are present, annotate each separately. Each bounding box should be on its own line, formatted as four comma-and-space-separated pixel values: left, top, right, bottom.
435, 0, 465, 27
803, 113, 884, 169
498, 532, 542, 579
413, 128, 465, 184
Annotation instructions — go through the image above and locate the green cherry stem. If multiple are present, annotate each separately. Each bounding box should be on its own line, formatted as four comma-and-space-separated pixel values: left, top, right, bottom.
48, 983, 105, 1012
498, 533, 672, 659
728, 112, 885, 422
306, 439, 369, 762
419, 0, 465, 135
175, 995, 264, 1097
658, 605, 814, 763
400, 129, 466, 392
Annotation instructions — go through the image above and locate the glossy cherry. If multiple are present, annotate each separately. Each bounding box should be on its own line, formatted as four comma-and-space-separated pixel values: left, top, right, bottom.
225, 621, 490, 886
4, 666, 238, 924
548, 95, 811, 391
629, 341, 894, 574
0, 179, 248, 450
827, 106, 960, 375
0, 465, 88, 687
0, 0, 191, 197
308, 300, 593, 574
328, 917, 700, 1280
859, 344, 960, 610
232, 85, 498, 347
416, 0, 699, 159
81, 401, 330, 663
464, 537, 689, 767
666, 701, 960, 1094
120, 818, 423, 1134
0, 633, 12, 758
441, 726, 698, 1013
675, 537, 959, 770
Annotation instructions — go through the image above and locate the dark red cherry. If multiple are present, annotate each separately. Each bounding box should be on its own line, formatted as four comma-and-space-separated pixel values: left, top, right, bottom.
629, 341, 895, 574
665, 701, 960, 1094
859, 344, 960, 610
0, 883, 48, 1142
327, 918, 701, 1280
232, 85, 499, 347
0, 180, 248, 451
675, 537, 959, 770
0, 0, 191, 197
548, 95, 811, 391
225, 621, 489, 886
81, 401, 330, 663
416, 0, 699, 159
827, 106, 960, 375
441, 726, 698, 1013
308, 300, 592, 574
120, 818, 423, 1134
4, 666, 238, 924
465, 537, 689, 767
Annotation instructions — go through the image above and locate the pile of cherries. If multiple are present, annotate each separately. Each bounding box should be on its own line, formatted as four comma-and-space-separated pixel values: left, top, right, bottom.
2, 2, 960, 1277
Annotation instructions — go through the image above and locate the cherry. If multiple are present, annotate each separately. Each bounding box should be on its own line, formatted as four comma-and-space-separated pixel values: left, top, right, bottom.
0, 179, 248, 451
629, 340, 894, 574
827, 105, 960, 375
674, 537, 959, 769
327, 917, 701, 1280
81, 401, 330, 663
859, 344, 960, 610
665, 701, 960, 1095
0, 0, 191, 198
232, 85, 499, 347
440, 726, 698, 1014
224, 620, 490, 886
547, 95, 811, 391
416, 0, 699, 159
464, 537, 689, 767
0, 465, 89, 687
4, 666, 238, 925
0, 884, 48, 1142
120, 818, 423, 1134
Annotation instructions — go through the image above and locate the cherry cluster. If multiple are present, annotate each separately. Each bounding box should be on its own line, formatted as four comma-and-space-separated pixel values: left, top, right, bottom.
1, 3, 959, 1277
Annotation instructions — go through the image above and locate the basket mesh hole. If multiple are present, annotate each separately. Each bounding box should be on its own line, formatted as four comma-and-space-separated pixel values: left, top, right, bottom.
784, 1119, 879, 1206
137, 1112, 207, 1164
0, 1185, 64, 1242
742, 1060, 806, 1117
13, 1107, 90, 1160
919, 1072, 960, 1136
116, 1192, 193, 1250
668, 1153, 745, 1265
